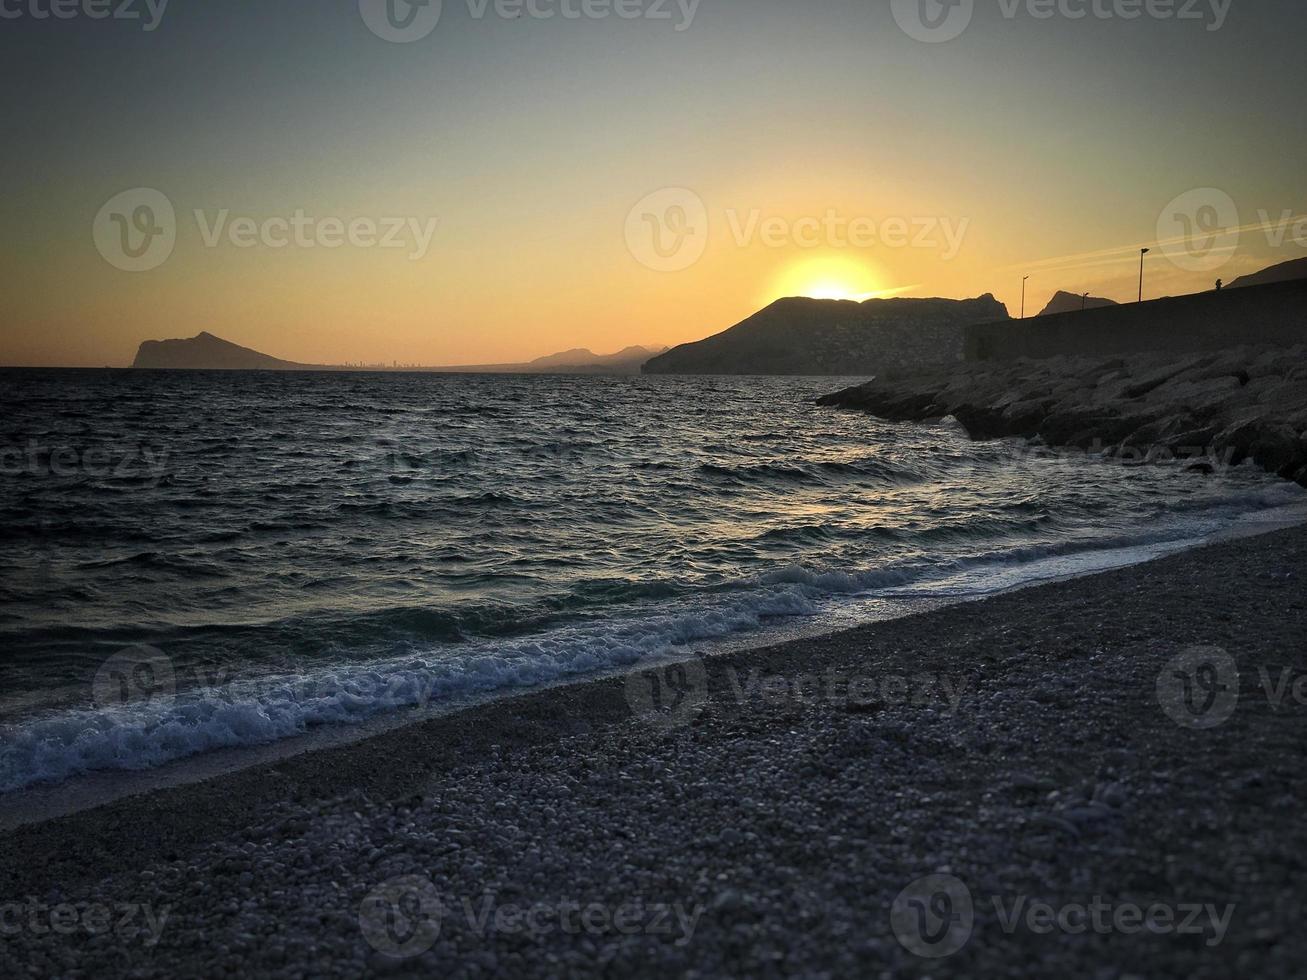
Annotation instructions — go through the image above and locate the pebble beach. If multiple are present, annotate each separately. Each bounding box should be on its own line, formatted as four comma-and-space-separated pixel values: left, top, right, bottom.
3, 522, 1305, 978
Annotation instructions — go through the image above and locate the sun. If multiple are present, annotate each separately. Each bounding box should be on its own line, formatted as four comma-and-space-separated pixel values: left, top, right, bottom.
768, 255, 894, 303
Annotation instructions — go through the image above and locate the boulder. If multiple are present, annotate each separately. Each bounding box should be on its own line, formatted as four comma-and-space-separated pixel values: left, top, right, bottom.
818, 343, 1307, 486
1254, 380, 1307, 414
1251, 423, 1306, 477
1001, 398, 1055, 431
1213, 413, 1272, 465
1039, 409, 1147, 449
953, 404, 1016, 441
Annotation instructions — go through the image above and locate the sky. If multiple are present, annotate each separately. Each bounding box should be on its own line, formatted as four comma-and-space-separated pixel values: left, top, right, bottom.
1, 0, 1304, 367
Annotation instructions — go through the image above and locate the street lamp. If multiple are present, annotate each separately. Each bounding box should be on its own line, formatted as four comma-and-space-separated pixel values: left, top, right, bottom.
1138, 248, 1151, 303
1082, 292, 1089, 311
1021, 275, 1030, 319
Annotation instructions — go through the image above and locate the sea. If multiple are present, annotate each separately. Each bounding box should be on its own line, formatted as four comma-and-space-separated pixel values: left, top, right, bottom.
2, 369, 1303, 798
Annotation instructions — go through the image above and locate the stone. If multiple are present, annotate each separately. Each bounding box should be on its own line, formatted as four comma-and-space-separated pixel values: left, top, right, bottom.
820, 344, 1307, 487
1251, 423, 1306, 477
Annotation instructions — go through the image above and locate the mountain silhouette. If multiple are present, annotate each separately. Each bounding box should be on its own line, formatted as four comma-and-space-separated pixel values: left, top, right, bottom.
1038, 291, 1119, 316
642, 295, 1009, 375
1229, 257, 1307, 289
437, 346, 667, 374
132, 332, 317, 370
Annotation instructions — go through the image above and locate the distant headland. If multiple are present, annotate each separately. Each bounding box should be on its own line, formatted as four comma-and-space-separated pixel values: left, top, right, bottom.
131, 333, 665, 375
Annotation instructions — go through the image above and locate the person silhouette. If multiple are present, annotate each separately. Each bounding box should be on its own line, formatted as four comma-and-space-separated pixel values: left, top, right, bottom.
1215, 279, 1223, 291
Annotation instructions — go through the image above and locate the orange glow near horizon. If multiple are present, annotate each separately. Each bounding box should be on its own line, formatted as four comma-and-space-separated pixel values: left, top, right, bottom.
767, 255, 889, 303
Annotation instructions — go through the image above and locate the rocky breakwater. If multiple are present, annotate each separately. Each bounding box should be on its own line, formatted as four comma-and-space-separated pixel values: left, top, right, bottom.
818, 344, 1307, 487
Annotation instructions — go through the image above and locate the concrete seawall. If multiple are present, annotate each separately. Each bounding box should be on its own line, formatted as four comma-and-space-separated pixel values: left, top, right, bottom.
965, 278, 1307, 361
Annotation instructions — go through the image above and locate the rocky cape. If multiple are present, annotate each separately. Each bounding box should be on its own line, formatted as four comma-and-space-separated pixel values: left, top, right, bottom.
643, 295, 1009, 376
133, 332, 321, 371
819, 345, 1307, 487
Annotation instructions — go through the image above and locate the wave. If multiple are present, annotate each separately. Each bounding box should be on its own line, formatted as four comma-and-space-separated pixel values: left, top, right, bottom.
7, 482, 1305, 794
0, 587, 818, 793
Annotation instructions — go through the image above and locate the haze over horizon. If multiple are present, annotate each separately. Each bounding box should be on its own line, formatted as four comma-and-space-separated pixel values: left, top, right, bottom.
2, 0, 1305, 368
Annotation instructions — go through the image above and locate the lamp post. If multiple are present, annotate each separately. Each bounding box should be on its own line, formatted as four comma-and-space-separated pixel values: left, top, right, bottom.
1138, 248, 1150, 303
1082, 292, 1089, 311
1021, 275, 1030, 319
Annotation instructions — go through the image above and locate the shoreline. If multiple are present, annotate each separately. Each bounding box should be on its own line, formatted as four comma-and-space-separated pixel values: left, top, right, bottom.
4, 522, 1307, 975
4, 498, 1302, 832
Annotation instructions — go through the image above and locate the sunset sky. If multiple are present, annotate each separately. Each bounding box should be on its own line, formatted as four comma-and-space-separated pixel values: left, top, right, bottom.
2, 0, 1304, 367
